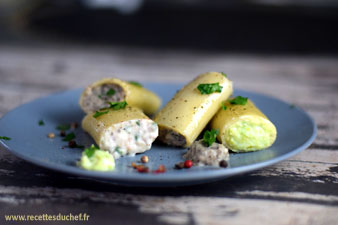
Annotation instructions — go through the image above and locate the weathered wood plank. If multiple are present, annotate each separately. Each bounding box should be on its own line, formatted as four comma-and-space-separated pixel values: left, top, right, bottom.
1, 185, 337, 225
0, 42, 338, 225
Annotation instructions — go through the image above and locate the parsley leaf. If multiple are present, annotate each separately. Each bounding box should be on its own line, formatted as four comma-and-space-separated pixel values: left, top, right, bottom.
56, 124, 70, 131
220, 72, 227, 77
38, 120, 45, 126
221, 102, 227, 110
129, 81, 143, 87
115, 146, 123, 155
98, 88, 115, 99
108, 101, 128, 110
62, 132, 75, 141
229, 96, 248, 105
84, 144, 99, 157
93, 101, 127, 118
93, 110, 109, 118
203, 129, 219, 147
197, 83, 223, 95
0, 136, 11, 140
106, 88, 115, 96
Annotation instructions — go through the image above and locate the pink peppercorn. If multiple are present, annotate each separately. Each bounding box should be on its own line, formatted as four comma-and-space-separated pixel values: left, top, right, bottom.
184, 160, 193, 168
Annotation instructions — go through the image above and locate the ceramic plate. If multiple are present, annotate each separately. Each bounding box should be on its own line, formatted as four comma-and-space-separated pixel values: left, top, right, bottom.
0, 83, 316, 186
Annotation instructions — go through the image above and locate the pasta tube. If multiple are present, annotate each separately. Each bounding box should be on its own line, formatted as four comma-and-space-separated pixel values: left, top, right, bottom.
211, 98, 277, 152
79, 78, 161, 115
154, 72, 233, 147
82, 106, 158, 158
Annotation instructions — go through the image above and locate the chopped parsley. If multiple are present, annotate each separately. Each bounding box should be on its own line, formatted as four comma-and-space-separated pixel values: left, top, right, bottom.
135, 135, 139, 141
229, 96, 248, 105
220, 72, 227, 77
62, 132, 75, 141
136, 120, 140, 126
197, 83, 223, 95
38, 120, 45, 126
93, 110, 109, 118
203, 129, 219, 147
115, 146, 123, 155
93, 101, 127, 118
84, 144, 99, 157
289, 104, 296, 109
129, 81, 143, 87
98, 88, 115, 99
108, 101, 127, 110
75, 144, 85, 149
56, 124, 70, 131
0, 136, 11, 141
221, 102, 227, 110
106, 88, 116, 96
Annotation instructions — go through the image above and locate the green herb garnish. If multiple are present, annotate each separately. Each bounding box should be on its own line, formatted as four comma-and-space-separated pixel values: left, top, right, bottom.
0, 136, 11, 141
129, 81, 143, 87
38, 120, 45, 126
56, 124, 70, 131
221, 102, 227, 110
229, 96, 248, 105
62, 132, 75, 141
115, 146, 123, 155
108, 101, 128, 110
203, 129, 219, 147
136, 120, 140, 126
93, 101, 127, 118
289, 104, 296, 109
98, 88, 115, 99
93, 110, 109, 118
84, 144, 99, 157
106, 88, 115, 96
197, 83, 223, 95
220, 72, 227, 77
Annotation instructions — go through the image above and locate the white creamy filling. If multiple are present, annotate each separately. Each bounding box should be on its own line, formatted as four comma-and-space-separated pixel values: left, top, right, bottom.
100, 119, 158, 159
82, 84, 125, 113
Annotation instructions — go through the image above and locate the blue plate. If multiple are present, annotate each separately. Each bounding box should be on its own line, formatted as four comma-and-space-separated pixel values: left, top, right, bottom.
0, 83, 316, 186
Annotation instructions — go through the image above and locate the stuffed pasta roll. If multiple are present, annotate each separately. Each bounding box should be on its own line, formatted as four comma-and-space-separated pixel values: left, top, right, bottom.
211, 97, 277, 152
79, 78, 161, 115
154, 72, 233, 147
82, 105, 158, 158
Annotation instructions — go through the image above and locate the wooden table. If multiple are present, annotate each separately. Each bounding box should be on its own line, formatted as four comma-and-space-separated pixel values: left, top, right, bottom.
0, 42, 337, 225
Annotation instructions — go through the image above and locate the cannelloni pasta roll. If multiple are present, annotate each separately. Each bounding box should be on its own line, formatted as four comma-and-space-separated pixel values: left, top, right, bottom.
79, 78, 161, 115
211, 98, 277, 152
82, 106, 158, 158
154, 72, 233, 147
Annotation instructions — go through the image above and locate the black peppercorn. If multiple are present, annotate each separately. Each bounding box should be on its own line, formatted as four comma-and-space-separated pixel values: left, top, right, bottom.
175, 162, 185, 169
219, 160, 228, 168
60, 130, 66, 137
68, 140, 77, 148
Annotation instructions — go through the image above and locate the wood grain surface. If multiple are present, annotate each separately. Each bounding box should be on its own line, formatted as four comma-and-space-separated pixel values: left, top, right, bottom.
0, 42, 337, 225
